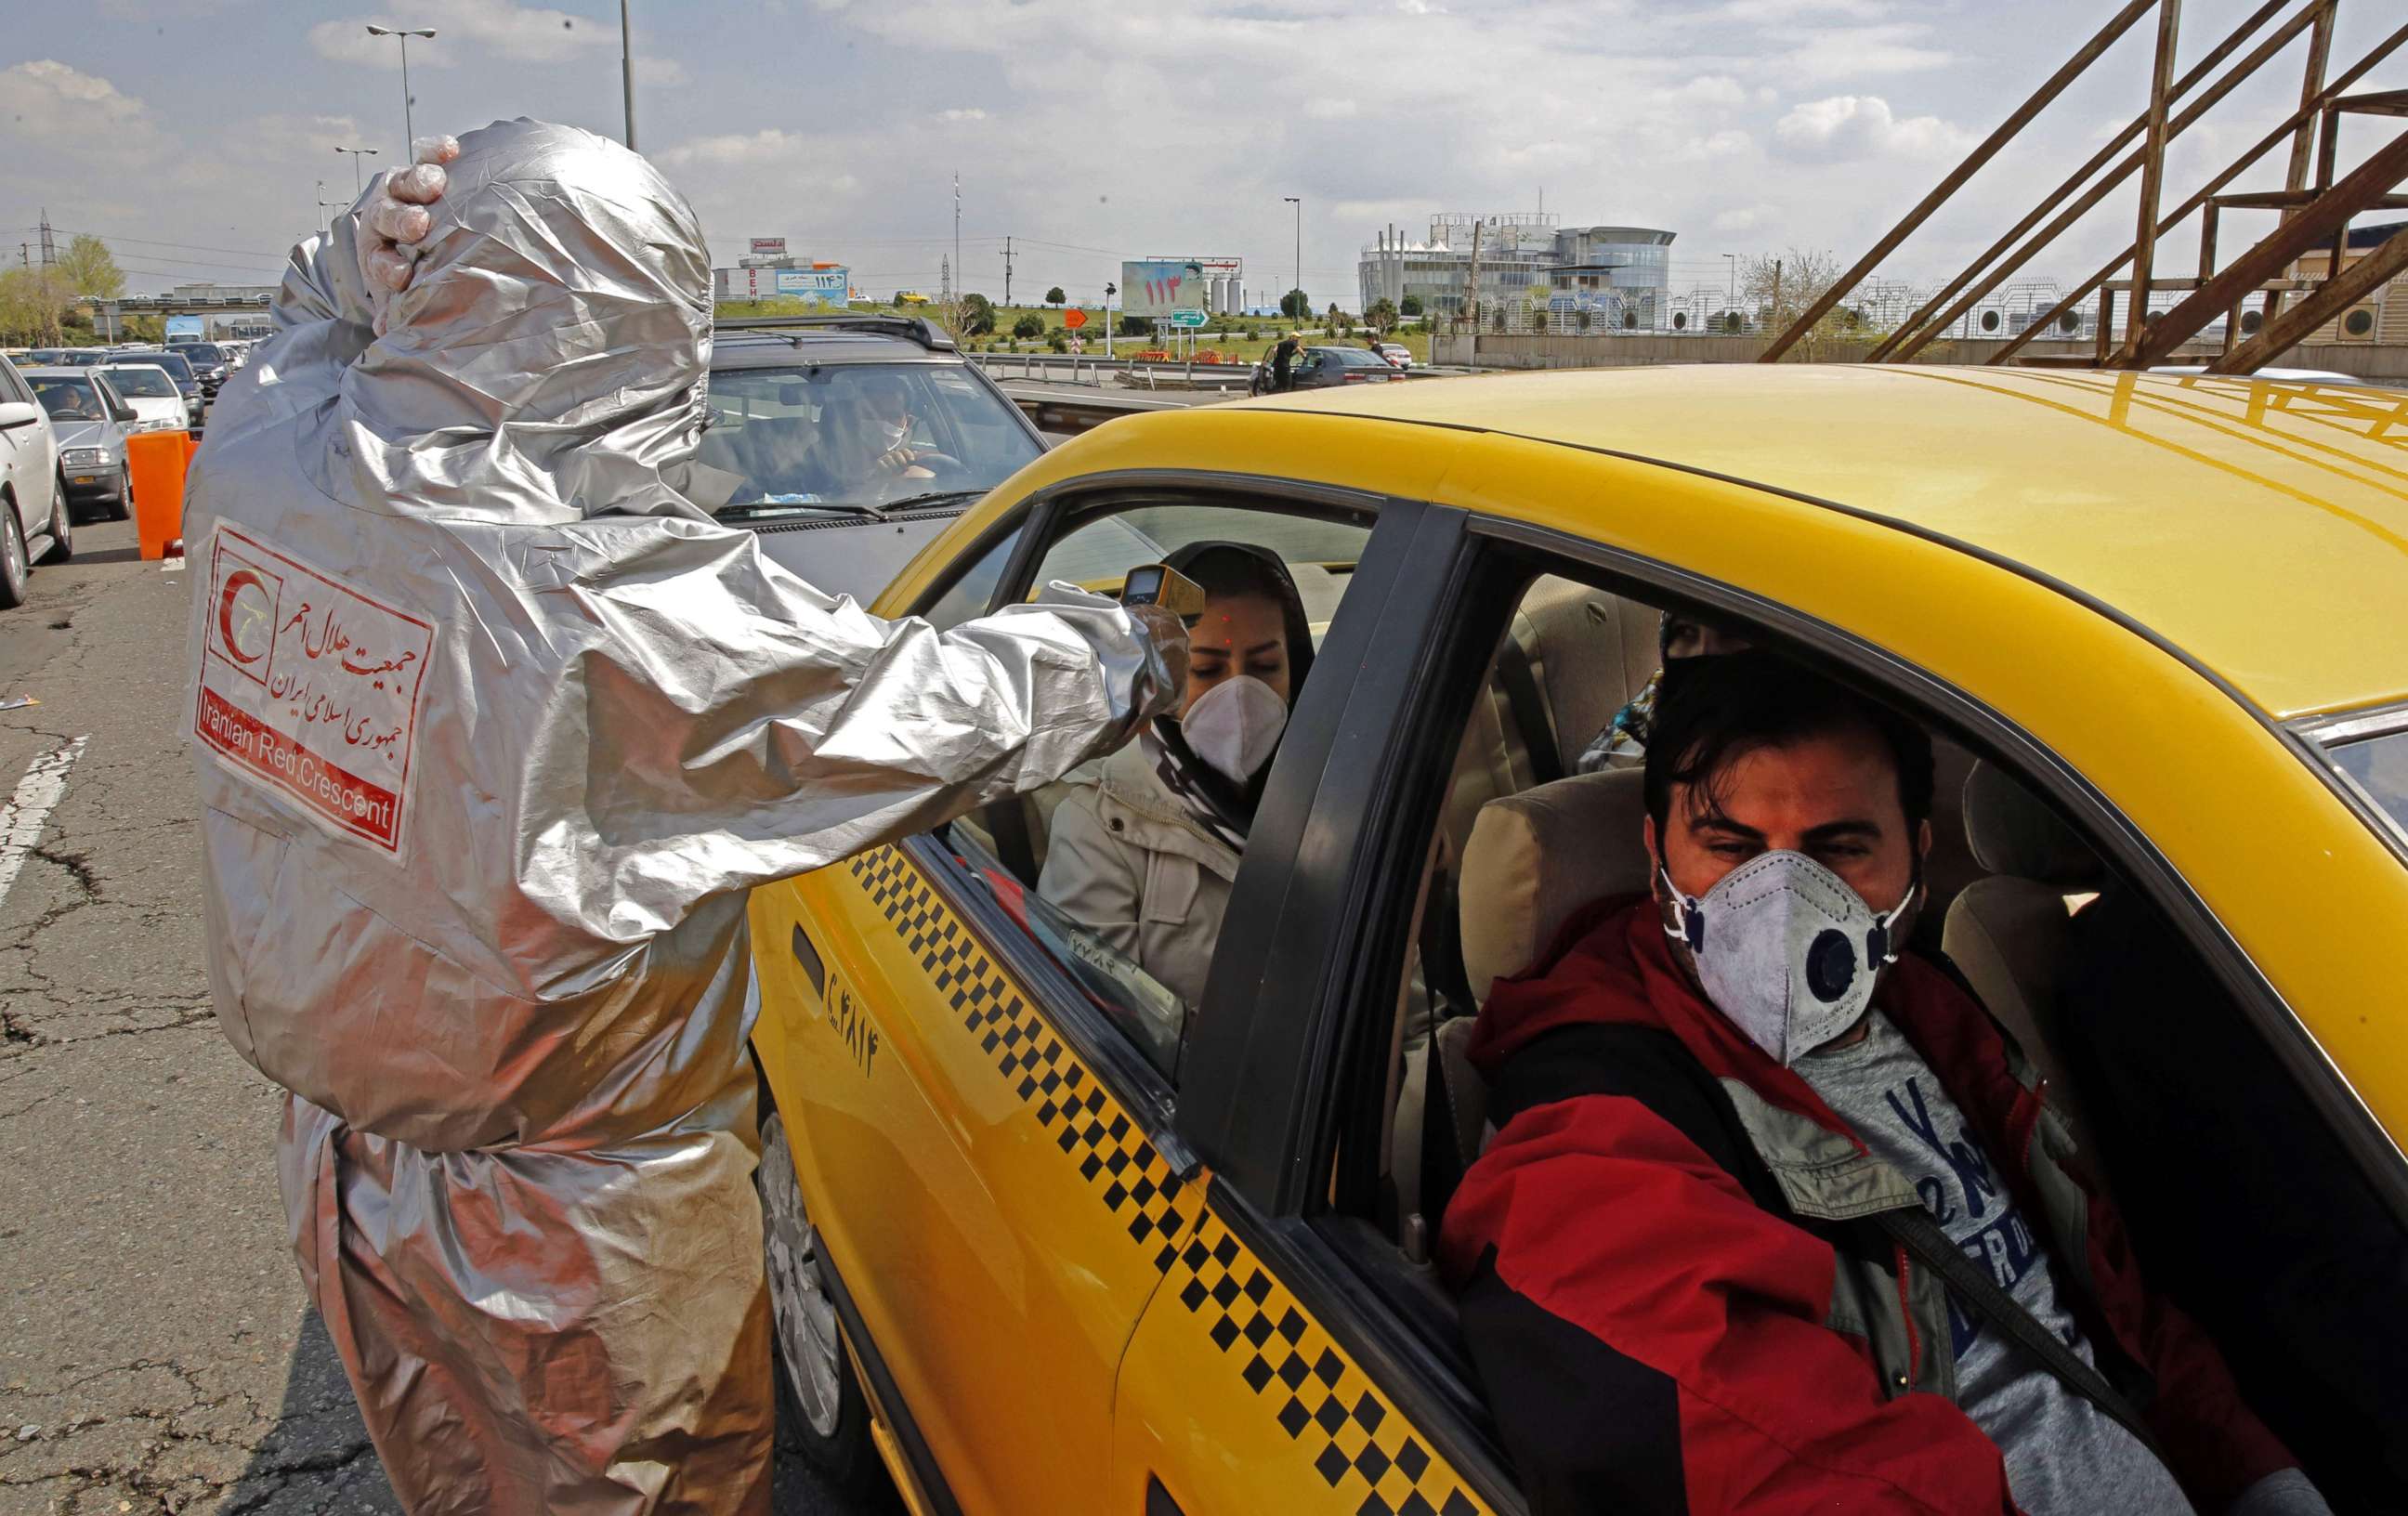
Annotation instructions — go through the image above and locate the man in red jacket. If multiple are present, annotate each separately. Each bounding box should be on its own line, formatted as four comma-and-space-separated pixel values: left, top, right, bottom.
1441, 649, 2326, 1515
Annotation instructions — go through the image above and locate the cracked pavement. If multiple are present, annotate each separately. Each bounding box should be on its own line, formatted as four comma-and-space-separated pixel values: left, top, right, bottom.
0, 517, 874, 1516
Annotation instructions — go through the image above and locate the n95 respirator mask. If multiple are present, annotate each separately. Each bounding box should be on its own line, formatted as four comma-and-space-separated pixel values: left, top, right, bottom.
1662, 851, 1917, 1065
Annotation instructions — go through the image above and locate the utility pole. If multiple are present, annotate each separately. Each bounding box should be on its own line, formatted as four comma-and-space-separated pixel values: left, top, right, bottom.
619, 0, 638, 150
1283, 196, 1302, 321
38, 211, 55, 267
952, 173, 962, 325
1773, 258, 1784, 335
1001, 236, 1014, 307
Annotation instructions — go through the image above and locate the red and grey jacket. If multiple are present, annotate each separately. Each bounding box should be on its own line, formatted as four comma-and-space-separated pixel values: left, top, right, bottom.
1438, 896, 2296, 1515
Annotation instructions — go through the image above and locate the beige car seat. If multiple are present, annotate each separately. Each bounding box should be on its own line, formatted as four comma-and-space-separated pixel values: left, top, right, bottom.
1942, 762, 2106, 1124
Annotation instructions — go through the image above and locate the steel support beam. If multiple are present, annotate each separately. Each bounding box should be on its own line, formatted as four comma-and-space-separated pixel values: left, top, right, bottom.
1864, 0, 2287, 362
2128, 125, 2408, 367
2120, 0, 2187, 362
1758, 0, 2159, 362
1986, 20, 2408, 365
1890, 1, 2325, 363
2206, 225, 2408, 371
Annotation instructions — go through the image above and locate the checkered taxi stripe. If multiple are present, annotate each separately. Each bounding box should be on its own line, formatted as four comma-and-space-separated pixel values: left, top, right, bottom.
848, 845, 1196, 1255
844, 845, 1492, 1516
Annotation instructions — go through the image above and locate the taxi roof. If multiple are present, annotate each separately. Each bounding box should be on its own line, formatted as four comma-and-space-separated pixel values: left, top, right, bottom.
1267, 365, 2408, 722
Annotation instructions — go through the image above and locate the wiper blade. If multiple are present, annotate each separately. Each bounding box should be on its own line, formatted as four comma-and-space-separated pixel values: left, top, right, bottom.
713, 498, 888, 522
876, 489, 985, 514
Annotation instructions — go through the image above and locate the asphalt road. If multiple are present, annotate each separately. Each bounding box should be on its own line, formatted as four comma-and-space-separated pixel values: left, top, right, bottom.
0, 514, 883, 1514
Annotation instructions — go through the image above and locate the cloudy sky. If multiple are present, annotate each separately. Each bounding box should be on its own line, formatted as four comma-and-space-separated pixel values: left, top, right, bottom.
2, 0, 2396, 307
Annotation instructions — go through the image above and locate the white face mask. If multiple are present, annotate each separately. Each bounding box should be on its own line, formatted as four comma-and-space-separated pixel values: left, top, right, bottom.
880, 420, 910, 450
1181, 674, 1288, 785
1661, 851, 1917, 1065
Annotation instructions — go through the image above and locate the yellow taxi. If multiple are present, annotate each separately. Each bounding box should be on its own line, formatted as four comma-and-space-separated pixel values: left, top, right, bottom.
747, 366, 2408, 1515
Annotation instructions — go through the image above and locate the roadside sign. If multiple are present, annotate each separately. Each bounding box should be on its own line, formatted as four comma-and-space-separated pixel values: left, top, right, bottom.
1168, 308, 1208, 328
1064, 308, 1087, 330
1068, 334, 1084, 353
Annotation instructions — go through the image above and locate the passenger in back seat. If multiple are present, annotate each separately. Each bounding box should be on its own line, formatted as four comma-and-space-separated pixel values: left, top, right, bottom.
1037, 542, 1315, 1010
1574, 609, 1752, 773
1444, 650, 2325, 1516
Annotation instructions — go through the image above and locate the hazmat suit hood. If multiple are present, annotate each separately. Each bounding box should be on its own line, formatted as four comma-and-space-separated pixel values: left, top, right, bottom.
187, 118, 1179, 1513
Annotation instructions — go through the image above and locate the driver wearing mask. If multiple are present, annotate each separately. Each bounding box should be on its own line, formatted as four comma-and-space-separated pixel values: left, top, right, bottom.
1038, 542, 1314, 1009
813, 372, 936, 494
1442, 649, 2327, 1516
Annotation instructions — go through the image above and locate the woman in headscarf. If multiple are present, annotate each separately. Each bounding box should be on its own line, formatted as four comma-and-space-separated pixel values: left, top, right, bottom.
1038, 541, 1315, 1010
1575, 607, 1752, 772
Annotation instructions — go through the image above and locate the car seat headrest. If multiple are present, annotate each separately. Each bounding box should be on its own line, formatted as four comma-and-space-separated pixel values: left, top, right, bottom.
1961, 761, 2104, 887
1460, 767, 1652, 1000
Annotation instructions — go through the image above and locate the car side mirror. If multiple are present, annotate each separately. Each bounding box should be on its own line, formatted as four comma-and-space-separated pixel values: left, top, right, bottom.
111, 402, 138, 425
0, 400, 38, 431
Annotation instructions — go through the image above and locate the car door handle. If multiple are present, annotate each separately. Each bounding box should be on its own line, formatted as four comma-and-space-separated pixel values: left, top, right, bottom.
789, 922, 827, 997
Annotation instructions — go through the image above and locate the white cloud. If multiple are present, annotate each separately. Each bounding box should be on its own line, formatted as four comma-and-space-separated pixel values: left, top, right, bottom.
935, 107, 988, 123
1713, 205, 1773, 233
635, 56, 691, 87
1773, 94, 1970, 163
1, 59, 152, 131
309, 0, 618, 70
1303, 97, 1361, 120
1670, 74, 1747, 108
1774, 24, 1952, 83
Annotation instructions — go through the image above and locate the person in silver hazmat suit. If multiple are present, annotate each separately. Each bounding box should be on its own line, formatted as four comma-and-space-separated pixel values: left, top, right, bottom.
184, 118, 1186, 1514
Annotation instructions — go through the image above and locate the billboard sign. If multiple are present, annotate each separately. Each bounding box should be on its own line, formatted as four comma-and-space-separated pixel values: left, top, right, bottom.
750, 237, 788, 256
1122, 260, 1208, 318
773, 268, 849, 306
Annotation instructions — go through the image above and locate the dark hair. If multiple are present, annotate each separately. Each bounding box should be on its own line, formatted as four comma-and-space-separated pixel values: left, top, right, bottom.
1642, 648, 1934, 831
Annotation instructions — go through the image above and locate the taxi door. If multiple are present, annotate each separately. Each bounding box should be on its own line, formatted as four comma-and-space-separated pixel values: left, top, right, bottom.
1108, 503, 1523, 1515
752, 831, 1204, 1515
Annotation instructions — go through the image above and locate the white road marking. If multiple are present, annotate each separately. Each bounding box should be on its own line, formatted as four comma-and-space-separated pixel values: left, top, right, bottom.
0, 738, 89, 913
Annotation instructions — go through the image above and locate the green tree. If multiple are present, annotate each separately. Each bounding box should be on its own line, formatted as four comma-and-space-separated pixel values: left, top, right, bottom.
1399, 294, 1423, 318
961, 293, 997, 336
1363, 297, 1398, 337
1531, 308, 1550, 333
1044, 285, 1067, 308
58, 234, 124, 302
1012, 312, 1045, 339
1119, 314, 1155, 337
1048, 330, 1069, 353
1279, 288, 1310, 320
892, 291, 908, 307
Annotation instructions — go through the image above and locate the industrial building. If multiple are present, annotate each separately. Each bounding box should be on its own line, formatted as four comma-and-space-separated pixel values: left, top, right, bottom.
1358, 215, 1676, 332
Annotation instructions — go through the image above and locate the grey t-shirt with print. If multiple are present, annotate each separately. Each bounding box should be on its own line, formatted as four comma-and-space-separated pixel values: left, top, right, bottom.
1798, 1012, 2194, 1516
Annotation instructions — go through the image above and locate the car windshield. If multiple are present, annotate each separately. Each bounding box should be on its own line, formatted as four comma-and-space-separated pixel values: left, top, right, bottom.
1320, 346, 1391, 366
184, 345, 225, 364
130, 353, 196, 382
29, 376, 105, 419
104, 367, 177, 398
692, 361, 1040, 517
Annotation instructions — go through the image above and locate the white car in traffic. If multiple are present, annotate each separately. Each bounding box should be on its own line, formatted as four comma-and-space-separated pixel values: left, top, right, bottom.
0, 353, 74, 608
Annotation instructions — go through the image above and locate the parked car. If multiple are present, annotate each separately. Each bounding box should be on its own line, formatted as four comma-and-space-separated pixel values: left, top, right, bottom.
91, 362, 188, 435
691, 314, 1049, 602
1251, 344, 1400, 395
177, 341, 233, 396
0, 354, 73, 608
1377, 342, 1413, 370
102, 350, 203, 426
23, 368, 138, 521
59, 348, 110, 367
743, 366, 2408, 1515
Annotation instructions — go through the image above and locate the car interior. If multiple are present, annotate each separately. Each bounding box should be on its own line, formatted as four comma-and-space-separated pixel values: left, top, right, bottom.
924, 496, 2406, 1509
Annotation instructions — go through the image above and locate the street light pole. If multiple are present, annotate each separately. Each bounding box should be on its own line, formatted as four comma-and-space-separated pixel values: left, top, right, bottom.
364, 25, 438, 154
1283, 196, 1301, 321
1722, 252, 1736, 300
619, 0, 637, 150
334, 145, 380, 193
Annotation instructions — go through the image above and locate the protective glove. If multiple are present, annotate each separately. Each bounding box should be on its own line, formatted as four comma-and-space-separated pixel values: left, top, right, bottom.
357, 134, 462, 335
1126, 601, 1192, 714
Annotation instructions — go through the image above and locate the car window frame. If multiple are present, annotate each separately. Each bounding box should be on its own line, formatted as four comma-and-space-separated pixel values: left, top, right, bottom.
895, 469, 1403, 1163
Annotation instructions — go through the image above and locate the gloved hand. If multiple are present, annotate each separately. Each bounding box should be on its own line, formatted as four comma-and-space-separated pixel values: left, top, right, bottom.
1126, 601, 1191, 714
357, 134, 462, 334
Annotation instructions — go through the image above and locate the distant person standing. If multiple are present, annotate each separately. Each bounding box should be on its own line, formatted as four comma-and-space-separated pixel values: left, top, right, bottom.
1271, 332, 1302, 393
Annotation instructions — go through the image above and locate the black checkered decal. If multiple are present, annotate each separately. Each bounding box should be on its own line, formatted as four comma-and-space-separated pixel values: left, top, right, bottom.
1163, 1209, 1485, 1516
844, 845, 1490, 1516
847, 846, 1193, 1261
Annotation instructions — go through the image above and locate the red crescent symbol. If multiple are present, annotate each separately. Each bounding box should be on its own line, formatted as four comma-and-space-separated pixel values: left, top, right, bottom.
218, 569, 268, 664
